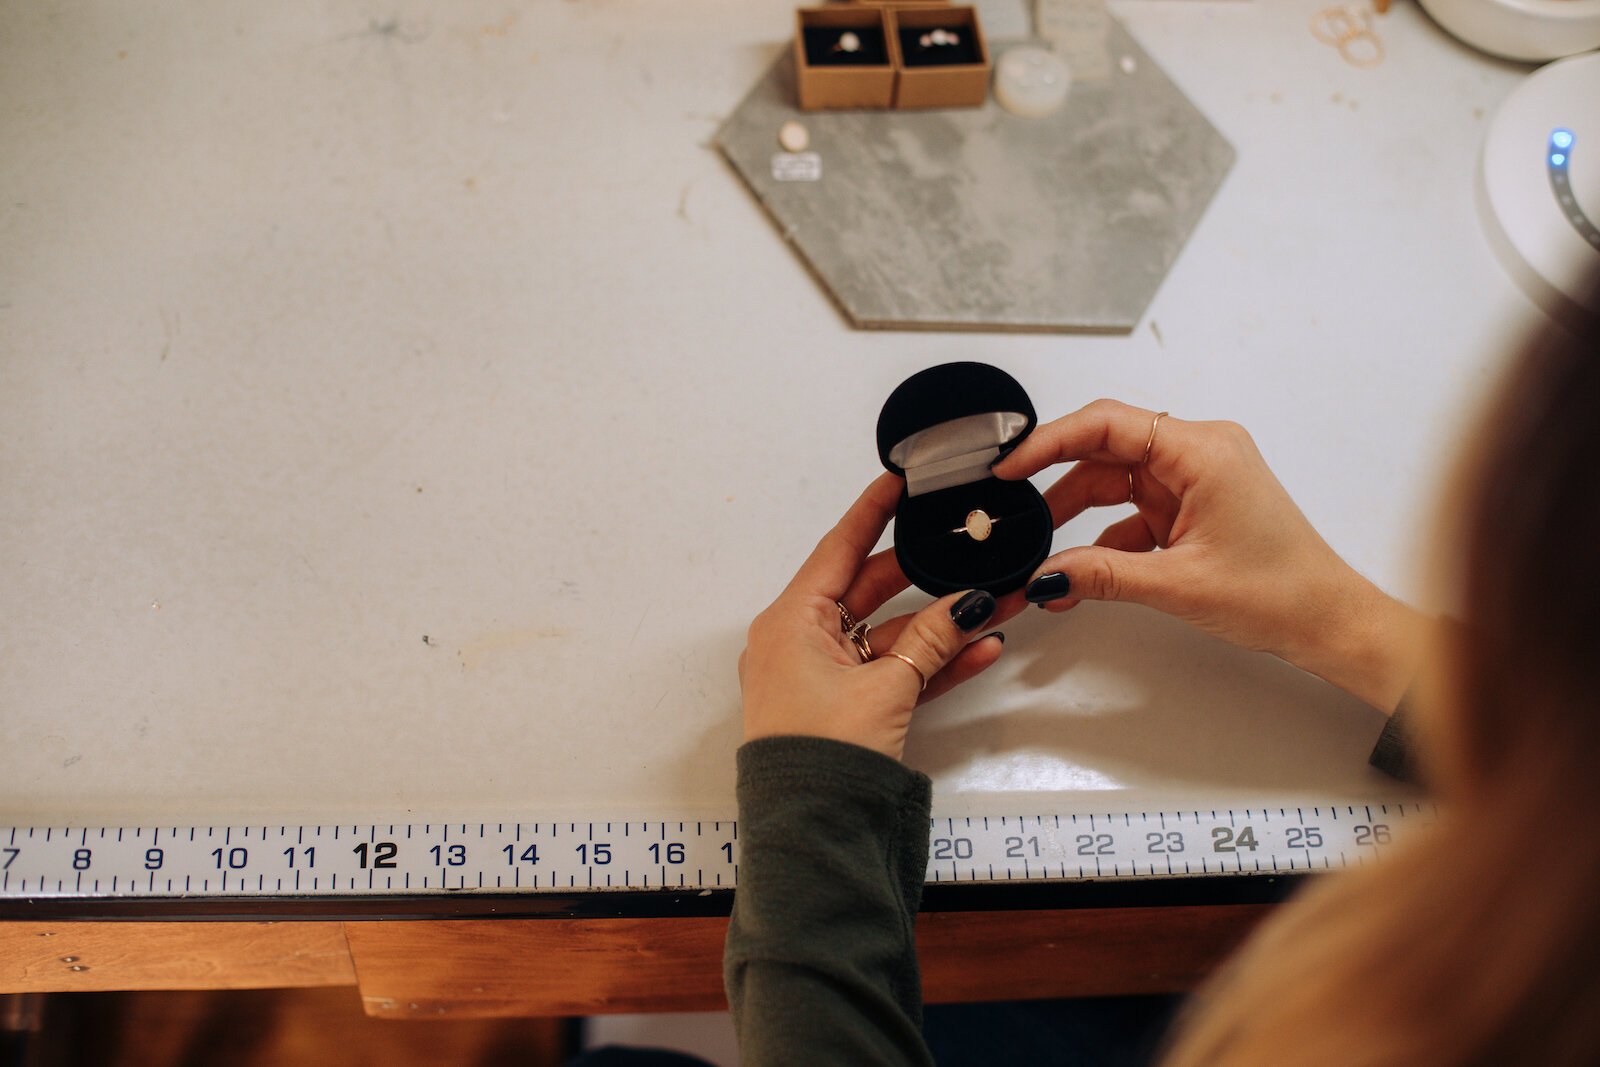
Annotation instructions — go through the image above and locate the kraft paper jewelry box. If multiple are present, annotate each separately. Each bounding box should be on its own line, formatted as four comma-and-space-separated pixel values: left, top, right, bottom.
876, 363, 1052, 597
888, 5, 990, 110
795, 7, 896, 111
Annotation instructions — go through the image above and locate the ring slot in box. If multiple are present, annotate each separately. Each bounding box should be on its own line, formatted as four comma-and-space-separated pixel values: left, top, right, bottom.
877, 363, 1052, 596
795, 7, 896, 111
888, 5, 990, 109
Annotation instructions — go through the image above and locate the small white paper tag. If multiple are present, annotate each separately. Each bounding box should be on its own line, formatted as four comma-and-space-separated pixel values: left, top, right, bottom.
771, 152, 822, 182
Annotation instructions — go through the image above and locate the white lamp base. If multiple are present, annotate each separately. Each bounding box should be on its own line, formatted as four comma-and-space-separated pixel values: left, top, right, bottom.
1478, 52, 1600, 319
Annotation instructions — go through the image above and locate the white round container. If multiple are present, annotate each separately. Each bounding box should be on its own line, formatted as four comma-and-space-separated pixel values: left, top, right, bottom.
1417, 0, 1600, 62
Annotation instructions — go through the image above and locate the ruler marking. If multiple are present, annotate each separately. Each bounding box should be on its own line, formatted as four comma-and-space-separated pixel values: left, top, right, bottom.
4, 799, 1423, 900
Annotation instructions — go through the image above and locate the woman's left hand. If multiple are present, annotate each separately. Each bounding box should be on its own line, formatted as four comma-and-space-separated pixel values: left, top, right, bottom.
739, 473, 1016, 761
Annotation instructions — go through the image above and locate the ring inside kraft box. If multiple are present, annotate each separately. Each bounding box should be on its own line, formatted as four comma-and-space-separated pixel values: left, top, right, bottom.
877, 363, 1052, 596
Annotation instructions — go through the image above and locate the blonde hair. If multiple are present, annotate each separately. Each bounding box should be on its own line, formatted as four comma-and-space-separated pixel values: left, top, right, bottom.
1162, 303, 1600, 1066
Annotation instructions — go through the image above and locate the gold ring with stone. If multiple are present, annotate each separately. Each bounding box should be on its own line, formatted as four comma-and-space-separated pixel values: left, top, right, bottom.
1142, 411, 1169, 466
950, 509, 1000, 542
847, 622, 873, 663
884, 651, 928, 692
836, 601, 858, 634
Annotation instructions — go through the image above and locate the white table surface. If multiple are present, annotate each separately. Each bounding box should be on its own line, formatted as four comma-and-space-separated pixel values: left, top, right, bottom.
0, 0, 1546, 827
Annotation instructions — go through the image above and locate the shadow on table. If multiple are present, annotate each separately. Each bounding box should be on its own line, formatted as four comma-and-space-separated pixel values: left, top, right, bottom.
903, 599, 1393, 794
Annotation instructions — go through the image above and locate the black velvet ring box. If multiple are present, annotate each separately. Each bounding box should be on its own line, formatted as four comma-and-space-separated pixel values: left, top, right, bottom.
876, 362, 1052, 597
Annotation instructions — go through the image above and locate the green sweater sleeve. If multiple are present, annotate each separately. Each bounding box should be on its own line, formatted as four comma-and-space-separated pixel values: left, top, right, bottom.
723, 735, 935, 1067
1368, 692, 1419, 783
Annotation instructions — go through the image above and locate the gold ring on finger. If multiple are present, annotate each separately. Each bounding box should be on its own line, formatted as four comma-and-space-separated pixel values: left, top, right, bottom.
836, 601, 858, 634
1143, 411, 1169, 466
885, 651, 928, 692
848, 622, 873, 663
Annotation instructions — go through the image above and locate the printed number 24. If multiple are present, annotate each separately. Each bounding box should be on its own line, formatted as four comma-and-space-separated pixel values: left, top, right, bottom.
1211, 827, 1259, 853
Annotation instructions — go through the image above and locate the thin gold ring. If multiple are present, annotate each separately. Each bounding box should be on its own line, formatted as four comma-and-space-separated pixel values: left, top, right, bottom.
1142, 411, 1169, 466
949, 509, 999, 541
884, 651, 928, 692
836, 601, 858, 634
848, 622, 873, 664
1127, 467, 1136, 504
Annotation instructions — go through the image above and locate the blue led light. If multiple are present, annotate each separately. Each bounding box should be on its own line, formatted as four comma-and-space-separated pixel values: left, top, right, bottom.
1551, 129, 1574, 150
1552, 153, 1567, 167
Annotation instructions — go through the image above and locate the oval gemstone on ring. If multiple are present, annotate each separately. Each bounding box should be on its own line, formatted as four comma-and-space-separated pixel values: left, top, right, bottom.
964, 509, 993, 541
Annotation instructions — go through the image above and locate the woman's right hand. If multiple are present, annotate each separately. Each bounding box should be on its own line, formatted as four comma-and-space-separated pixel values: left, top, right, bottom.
992, 400, 1424, 713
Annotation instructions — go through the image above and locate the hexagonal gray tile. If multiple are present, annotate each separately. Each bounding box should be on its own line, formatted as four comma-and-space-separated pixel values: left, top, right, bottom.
716, 19, 1234, 333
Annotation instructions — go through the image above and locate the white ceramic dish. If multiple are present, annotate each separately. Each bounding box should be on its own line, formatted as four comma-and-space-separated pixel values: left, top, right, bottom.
1418, 0, 1600, 61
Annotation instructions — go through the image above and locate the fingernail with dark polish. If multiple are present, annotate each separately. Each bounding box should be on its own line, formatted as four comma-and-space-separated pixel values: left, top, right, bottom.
950, 590, 997, 632
989, 631, 1005, 645
1025, 572, 1071, 604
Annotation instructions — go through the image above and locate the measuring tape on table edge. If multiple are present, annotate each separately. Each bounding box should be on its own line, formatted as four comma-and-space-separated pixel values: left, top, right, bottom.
0, 801, 1431, 919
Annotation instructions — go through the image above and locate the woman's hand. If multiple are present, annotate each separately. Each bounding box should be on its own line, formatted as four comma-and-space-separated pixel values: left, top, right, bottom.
739, 473, 1012, 761
994, 400, 1424, 713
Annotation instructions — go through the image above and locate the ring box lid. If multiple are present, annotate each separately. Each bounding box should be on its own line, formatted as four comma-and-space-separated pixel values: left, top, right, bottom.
876, 362, 1038, 496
